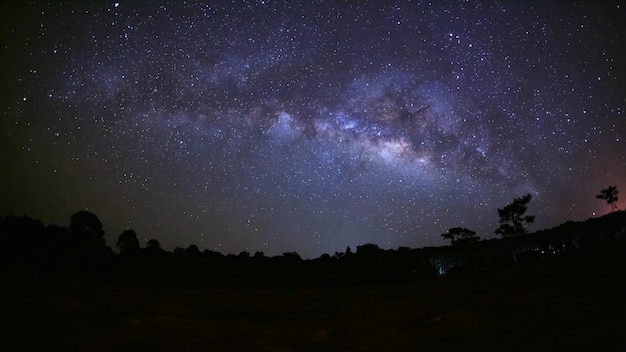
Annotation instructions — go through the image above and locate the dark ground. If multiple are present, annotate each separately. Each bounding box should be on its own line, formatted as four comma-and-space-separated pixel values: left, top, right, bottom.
2, 244, 625, 352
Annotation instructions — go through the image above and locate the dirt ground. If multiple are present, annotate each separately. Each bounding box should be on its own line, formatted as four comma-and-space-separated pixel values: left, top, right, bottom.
2, 255, 625, 352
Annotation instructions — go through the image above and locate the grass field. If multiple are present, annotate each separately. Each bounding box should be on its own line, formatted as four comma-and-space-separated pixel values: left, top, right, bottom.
2, 245, 625, 351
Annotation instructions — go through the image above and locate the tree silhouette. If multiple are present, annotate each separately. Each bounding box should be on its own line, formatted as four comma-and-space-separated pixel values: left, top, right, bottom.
596, 185, 619, 212
69, 211, 106, 246
441, 227, 479, 245
146, 238, 160, 247
495, 194, 536, 237
356, 243, 383, 256
117, 229, 140, 255
185, 244, 201, 256
144, 238, 163, 255
253, 251, 266, 259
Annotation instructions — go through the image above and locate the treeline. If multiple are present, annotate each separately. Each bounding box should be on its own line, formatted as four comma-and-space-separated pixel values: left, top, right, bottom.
1, 210, 626, 287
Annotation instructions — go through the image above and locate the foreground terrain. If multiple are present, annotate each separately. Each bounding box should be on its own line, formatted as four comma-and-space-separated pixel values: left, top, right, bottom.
3, 243, 626, 352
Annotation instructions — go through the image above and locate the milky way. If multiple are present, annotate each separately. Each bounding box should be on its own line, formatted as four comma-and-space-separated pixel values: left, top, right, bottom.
1, 1, 624, 257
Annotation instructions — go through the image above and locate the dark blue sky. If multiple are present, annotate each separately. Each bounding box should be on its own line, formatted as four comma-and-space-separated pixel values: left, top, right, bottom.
1, 1, 624, 257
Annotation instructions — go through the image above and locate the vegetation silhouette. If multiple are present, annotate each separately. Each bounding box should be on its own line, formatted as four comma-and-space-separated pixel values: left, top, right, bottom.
144, 238, 164, 256
117, 229, 140, 255
494, 193, 536, 237
3, 207, 626, 352
1, 203, 626, 287
4, 210, 625, 351
596, 185, 619, 212
184, 244, 201, 256
441, 227, 479, 245
70, 210, 106, 247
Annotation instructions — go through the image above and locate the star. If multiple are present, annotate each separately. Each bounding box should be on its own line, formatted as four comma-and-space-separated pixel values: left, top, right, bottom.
0, 1, 624, 258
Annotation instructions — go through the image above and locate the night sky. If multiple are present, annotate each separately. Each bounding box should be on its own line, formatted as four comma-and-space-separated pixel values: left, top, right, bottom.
1, 1, 624, 258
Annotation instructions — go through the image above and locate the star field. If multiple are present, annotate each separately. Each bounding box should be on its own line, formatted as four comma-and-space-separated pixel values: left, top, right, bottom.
1, 1, 624, 257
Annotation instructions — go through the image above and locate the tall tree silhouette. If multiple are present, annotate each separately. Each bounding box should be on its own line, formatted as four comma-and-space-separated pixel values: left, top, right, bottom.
495, 194, 536, 237
69, 211, 106, 246
117, 229, 140, 255
596, 185, 619, 212
441, 227, 479, 245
